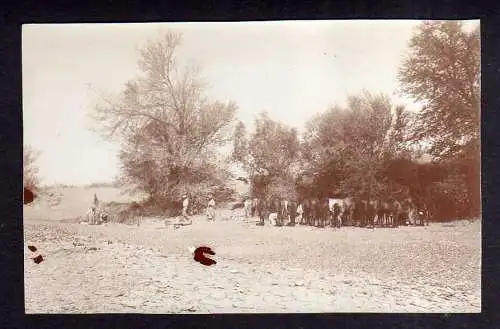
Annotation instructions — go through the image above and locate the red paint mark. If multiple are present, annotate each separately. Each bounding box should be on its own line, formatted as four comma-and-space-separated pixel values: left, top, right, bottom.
194, 246, 216, 266
32, 255, 44, 264
24, 187, 35, 205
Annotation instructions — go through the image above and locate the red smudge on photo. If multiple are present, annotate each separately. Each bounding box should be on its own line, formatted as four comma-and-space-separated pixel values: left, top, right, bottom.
24, 187, 36, 205
193, 246, 216, 266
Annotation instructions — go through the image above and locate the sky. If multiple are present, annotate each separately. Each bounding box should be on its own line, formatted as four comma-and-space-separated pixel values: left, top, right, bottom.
22, 20, 479, 186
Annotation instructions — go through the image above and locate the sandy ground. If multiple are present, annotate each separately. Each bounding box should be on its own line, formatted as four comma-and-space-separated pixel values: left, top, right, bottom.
24, 210, 481, 314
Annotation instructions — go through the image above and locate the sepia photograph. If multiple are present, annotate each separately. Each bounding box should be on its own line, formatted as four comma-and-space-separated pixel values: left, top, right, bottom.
23, 20, 480, 313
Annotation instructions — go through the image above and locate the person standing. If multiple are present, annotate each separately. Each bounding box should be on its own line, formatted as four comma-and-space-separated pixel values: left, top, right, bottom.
89, 193, 99, 225
296, 202, 303, 225
93, 193, 99, 209
333, 202, 341, 228
244, 198, 252, 219
182, 194, 190, 221
206, 195, 216, 221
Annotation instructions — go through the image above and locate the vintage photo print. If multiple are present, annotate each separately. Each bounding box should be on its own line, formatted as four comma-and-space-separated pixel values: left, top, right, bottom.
23, 20, 480, 313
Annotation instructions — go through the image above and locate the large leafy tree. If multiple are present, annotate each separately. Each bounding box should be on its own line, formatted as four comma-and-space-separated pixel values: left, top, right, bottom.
398, 20, 480, 162
231, 112, 300, 200
24, 145, 40, 192
302, 91, 410, 200
91, 32, 237, 214
398, 20, 480, 218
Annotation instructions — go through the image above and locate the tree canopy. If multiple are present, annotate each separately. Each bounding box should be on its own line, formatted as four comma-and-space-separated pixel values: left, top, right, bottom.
300, 91, 410, 200
398, 20, 480, 218
232, 112, 300, 200
92, 32, 237, 214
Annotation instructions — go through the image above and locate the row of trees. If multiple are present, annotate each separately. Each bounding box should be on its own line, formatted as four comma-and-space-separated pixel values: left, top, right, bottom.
92, 33, 237, 215
92, 21, 480, 220
231, 21, 480, 220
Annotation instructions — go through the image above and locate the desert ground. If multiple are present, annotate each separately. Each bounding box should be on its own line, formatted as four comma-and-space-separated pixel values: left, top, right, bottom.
24, 187, 481, 313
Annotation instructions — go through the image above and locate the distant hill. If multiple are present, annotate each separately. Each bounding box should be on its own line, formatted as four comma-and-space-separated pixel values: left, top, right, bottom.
23, 186, 146, 222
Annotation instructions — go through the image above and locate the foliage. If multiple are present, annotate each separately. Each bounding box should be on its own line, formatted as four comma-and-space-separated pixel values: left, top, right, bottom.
91, 32, 237, 215
232, 112, 300, 200
398, 20, 480, 162
24, 145, 40, 192
301, 91, 410, 200
398, 20, 481, 218
231, 121, 248, 165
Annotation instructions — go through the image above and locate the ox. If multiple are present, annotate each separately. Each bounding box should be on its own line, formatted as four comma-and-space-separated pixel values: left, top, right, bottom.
407, 201, 429, 226
281, 199, 299, 226
301, 199, 311, 225
328, 197, 355, 227
254, 198, 266, 226
352, 199, 368, 227
316, 198, 330, 227
254, 197, 280, 226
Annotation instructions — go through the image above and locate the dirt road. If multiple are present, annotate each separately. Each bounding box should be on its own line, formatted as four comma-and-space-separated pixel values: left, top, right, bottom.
24, 216, 481, 313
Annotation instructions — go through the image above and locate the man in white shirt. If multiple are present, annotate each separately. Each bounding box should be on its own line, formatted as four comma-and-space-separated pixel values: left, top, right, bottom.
182, 194, 189, 220
206, 195, 216, 221
296, 203, 304, 224
89, 193, 100, 225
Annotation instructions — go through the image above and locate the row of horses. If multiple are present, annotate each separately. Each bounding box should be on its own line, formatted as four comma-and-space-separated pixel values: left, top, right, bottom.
244, 197, 429, 228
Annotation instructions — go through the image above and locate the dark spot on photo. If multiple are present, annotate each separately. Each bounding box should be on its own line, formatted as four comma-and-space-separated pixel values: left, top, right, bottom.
194, 246, 216, 266
24, 187, 36, 205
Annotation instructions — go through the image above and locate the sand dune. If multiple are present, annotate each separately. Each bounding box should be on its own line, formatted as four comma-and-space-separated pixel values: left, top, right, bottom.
23, 186, 145, 222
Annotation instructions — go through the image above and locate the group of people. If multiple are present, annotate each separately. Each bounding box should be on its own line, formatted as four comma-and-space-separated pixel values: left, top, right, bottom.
84, 193, 108, 225
180, 194, 217, 222
243, 196, 429, 228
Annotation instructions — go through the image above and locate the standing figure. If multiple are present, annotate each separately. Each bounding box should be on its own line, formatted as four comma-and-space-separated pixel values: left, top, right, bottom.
367, 200, 376, 228
89, 193, 100, 225
288, 200, 297, 226
353, 200, 367, 227
296, 202, 304, 225
244, 198, 252, 218
332, 202, 341, 228
280, 199, 290, 225
206, 196, 216, 221
273, 198, 282, 226
182, 194, 190, 221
